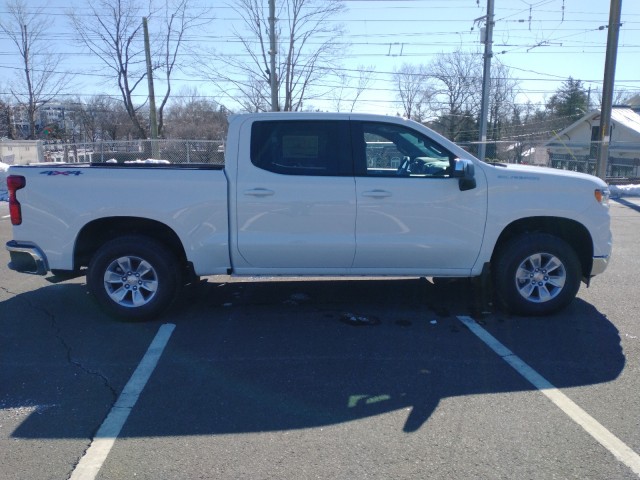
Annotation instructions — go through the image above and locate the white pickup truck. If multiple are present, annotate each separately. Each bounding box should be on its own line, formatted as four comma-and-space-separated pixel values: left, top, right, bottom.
6, 112, 612, 320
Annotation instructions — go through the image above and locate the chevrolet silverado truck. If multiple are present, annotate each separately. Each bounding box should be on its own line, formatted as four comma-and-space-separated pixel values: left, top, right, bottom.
5, 112, 612, 320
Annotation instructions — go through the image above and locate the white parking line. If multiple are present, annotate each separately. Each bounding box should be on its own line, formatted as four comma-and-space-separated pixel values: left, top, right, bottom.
1, 215, 10, 219
457, 315, 640, 477
68, 323, 176, 480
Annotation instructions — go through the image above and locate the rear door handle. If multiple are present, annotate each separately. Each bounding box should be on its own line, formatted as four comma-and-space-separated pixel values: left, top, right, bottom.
362, 190, 392, 198
244, 188, 275, 197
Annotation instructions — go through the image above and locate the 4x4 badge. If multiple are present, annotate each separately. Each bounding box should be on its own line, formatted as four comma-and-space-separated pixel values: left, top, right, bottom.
40, 171, 83, 176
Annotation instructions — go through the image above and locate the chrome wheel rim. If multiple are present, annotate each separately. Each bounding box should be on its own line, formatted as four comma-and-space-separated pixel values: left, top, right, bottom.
515, 252, 566, 303
103, 255, 159, 308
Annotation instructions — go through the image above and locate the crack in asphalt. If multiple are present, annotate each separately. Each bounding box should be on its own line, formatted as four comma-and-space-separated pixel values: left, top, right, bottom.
3, 286, 118, 402
0, 285, 17, 296
46, 306, 119, 402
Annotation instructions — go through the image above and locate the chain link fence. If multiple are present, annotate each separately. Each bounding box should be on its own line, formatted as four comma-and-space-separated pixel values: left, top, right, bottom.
25, 137, 640, 182
544, 140, 640, 180
41, 139, 225, 165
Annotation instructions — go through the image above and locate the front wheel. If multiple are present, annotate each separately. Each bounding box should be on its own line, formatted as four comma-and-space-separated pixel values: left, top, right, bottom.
87, 235, 180, 321
494, 233, 581, 316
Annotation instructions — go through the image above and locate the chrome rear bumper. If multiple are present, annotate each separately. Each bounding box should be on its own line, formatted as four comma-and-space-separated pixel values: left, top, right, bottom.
6, 241, 49, 275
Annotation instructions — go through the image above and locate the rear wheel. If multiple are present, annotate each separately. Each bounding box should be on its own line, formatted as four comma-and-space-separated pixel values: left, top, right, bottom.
494, 233, 581, 316
87, 235, 180, 321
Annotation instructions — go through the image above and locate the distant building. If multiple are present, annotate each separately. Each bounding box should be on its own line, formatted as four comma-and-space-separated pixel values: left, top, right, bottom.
625, 94, 640, 113
9, 102, 73, 138
544, 107, 640, 178
39, 103, 70, 131
10, 105, 32, 139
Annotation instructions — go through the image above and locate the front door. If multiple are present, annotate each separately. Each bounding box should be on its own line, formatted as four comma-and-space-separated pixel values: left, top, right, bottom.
352, 121, 487, 274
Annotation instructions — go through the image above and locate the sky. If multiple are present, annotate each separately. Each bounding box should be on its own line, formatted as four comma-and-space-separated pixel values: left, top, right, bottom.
0, 0, 639, 116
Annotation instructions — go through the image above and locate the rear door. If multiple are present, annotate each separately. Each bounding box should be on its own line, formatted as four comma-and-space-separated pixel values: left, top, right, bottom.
234, 119, 356, 270
352, 121, 487, 273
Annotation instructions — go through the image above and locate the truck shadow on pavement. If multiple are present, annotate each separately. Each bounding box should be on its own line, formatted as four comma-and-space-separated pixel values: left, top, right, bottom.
3, 278, 625, 438
613, 197, 640, 213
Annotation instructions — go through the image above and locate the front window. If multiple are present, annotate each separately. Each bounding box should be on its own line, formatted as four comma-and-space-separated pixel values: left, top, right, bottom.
360, 122, 454, 178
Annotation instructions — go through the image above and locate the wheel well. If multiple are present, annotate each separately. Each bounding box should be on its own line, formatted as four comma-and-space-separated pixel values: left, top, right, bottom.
492, 217, 594, 277
74, 217, 187, 269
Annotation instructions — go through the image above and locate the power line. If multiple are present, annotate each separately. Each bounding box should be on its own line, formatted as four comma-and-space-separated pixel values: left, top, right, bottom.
2, 0, 638, 117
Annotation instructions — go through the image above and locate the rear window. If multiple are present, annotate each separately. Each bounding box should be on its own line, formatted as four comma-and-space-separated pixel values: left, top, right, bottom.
250, 120, 352, 176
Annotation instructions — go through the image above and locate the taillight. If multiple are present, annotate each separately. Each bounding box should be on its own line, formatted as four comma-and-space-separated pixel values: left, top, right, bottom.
7, 175, 26, 225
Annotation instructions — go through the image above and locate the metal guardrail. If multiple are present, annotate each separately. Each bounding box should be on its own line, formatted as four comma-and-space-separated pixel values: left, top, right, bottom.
42, 139, 225, 165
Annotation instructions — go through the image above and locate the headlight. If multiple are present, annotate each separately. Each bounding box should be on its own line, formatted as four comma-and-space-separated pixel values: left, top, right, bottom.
594, 188, 610, 207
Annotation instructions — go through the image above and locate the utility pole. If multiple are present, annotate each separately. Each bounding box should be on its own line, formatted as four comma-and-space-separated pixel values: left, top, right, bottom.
477, 0, 494, 162
596, 0, 622, 181
143, 17, 159, 157
268, 0, 279, 111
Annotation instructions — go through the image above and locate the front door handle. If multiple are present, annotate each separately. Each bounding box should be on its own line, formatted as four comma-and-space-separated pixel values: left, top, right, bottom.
362, 189, 392, 198
244, 188, 275, 197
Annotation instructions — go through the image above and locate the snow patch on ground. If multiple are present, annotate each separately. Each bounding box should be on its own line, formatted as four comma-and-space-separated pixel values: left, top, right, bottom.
609, 184, 640, 198
106, 158, 171, 164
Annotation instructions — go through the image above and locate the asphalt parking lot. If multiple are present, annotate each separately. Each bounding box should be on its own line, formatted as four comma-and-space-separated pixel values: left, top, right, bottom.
1, 198, 639, 480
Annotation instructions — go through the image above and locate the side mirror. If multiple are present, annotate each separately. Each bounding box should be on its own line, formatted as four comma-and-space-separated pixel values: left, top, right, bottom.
452, 158, 476, 191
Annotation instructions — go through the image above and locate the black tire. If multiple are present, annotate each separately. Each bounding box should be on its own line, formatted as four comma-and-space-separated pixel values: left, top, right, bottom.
494, 233, 581, 316
87, 235, 180, 321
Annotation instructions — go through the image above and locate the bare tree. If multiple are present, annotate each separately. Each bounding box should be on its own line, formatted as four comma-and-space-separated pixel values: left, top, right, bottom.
236, 77, 270, 113
331, 71, 351, 113
393, 63, 432, 121
0, 0, 72, 139
486, 61, 519, 157
504, 101, 547, 164
205, 0, 346, 112
427, 50, 482, 141
103, 99, 140, 140
68, 0, 210, 138
164, 88, 227, 140
68, 0, 149, 138
332, 65, 376, 113
593, 87, 633, 109
67, 95, 128, 142
67, 97, 98, 143
349, 65, 376, 113
155, 0, 213, 136
500, 101, 576, 165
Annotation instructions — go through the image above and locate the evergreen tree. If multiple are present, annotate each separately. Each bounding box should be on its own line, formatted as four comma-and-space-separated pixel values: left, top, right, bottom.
546, 77, 589, 122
